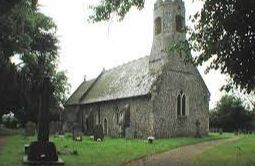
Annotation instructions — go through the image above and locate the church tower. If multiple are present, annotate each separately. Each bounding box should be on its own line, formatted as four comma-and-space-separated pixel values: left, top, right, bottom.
149, 0, 186, 73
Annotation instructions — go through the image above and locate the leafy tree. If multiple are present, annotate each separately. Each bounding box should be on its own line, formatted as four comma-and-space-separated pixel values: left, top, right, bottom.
90, 0, 255, 94
0, 0, 70, 124
190, 0, 255, 93
210, 95, 254, 131
89, 0, 144, 22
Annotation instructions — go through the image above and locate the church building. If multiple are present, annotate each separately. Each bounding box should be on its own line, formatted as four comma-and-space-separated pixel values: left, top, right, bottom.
63, 0, 210, 138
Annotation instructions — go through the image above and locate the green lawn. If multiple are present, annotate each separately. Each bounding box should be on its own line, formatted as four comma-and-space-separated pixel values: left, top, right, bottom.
193, 135, 255, 166
0, 133, 230, 166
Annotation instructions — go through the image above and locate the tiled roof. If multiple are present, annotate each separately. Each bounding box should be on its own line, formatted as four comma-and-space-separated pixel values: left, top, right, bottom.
65, 56, 157, 105
65, 79, 96, 105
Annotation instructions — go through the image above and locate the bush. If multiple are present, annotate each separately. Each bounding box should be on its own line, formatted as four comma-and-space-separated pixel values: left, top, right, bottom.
2, 112, 18, 129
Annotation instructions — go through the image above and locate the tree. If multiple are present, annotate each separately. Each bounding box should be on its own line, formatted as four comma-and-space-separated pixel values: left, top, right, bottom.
90, 0, 255, 93
0, 0, 70, 124
89, 0, 144, 22
210, 95, 254, 131
190, 0, 255, 93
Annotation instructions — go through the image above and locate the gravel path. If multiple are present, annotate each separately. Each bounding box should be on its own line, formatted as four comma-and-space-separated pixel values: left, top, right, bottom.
122, 136, 239, 166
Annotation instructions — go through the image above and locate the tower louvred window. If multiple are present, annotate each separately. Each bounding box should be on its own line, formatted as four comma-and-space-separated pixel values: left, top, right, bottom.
176, 15, 185, 32
155, 17, 162, 35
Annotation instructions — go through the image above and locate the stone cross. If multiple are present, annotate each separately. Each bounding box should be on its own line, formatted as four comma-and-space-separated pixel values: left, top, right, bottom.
25, 76, 63, 164
37, 77, 50, 142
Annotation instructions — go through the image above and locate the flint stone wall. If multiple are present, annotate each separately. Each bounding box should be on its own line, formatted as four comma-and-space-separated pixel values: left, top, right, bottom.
64, 96, 154, 138
151, 54, 209, 138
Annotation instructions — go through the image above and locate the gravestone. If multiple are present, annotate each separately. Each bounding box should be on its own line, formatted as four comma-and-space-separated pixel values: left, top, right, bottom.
72, 124, 83, 141
93, 124, 104, 141
219, 128, 223, 135
49, 121, 58, 135
24, 77, 63, 165
125, 127, 135, 139
25, 121, 36, 136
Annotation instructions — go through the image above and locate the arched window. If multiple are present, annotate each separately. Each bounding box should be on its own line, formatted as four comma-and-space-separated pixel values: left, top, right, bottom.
182, 95, 186, 116
104, 118, 108, 135
154, 17, 162, 35
175, 15, 185, 32
116, 112, 119, 124
177, 91, 188, 117
177, 94, 181, 116
115, 107, 119, 125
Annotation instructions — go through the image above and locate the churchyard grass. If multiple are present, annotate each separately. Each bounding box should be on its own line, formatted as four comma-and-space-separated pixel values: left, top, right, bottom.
0, 133, 230, 166
193, 134, 255, 166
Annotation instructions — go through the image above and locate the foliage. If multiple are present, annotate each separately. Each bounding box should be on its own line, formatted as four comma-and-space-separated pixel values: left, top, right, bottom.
90, 0, 255, 94
89, 0, 144, 22
0, 134, 230, 166
193, 135, 255, 166
190, 0, 255, 93
210, 95, 254, 131
0, 0, 70, 123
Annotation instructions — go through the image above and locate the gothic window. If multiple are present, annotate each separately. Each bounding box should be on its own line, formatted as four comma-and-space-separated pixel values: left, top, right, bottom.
177, 94, 181, 116
182, 95, 186, 116
116, 112, 119, 124
104, 118, 108, 135
177, 91, 188, 117
98, 109, 101, 124
175, 15, 185, 32
124, 107, 131, 127
115, 107, 119, 125
154, 17, 162, 35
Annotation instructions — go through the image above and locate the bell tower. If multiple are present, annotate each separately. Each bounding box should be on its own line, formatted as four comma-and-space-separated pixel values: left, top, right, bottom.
149, 0, 186, 73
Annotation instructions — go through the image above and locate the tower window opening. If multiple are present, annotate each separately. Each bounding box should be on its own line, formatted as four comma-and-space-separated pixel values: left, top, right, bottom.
154, 17, 162, 35
176, 15, 185, 32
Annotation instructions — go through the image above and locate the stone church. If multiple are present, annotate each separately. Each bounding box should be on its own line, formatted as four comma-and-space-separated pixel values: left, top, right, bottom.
64, 0, 210, 138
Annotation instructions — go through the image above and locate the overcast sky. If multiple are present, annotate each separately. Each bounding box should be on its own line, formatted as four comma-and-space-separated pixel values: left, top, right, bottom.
38, 0, 228, 109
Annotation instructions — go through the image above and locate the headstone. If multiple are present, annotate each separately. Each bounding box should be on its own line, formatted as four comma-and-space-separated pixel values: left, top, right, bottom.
93, 124, 104, 141
72, 124, 83, 141
49, 121, 58, 135
125, 127, 134, 139
219, 128, 223, 135
25, 121, 36, 136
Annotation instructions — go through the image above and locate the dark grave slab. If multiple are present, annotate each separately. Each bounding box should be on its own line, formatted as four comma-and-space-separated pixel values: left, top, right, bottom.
125, 127, 134, 139
72, 124, 83, 141
93, 124, 104, 141
49, 121, 58, 135
25, 121, 36, 136
219, 128, 223, 135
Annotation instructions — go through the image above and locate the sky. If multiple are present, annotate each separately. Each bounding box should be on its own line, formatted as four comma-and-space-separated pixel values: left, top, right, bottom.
38, 0, 228, 109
